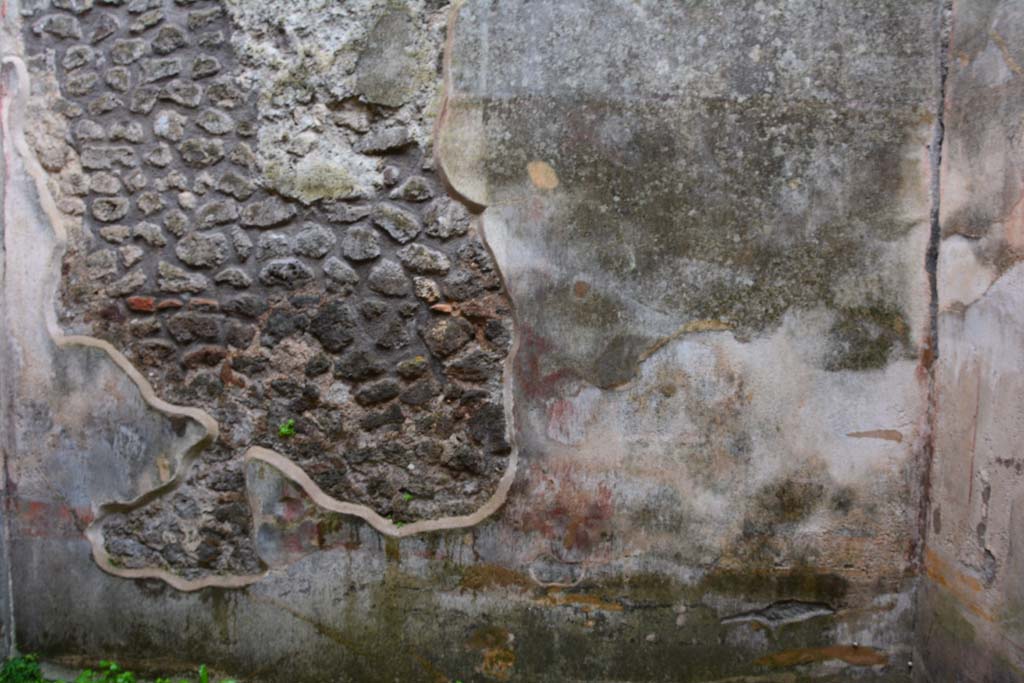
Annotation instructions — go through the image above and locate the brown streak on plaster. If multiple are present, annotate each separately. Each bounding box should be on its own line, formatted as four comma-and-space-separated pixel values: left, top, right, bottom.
989, 30, 1024, 77
846, 429, 904, 443
924, 548, 994, 622
753, 645, 888, 668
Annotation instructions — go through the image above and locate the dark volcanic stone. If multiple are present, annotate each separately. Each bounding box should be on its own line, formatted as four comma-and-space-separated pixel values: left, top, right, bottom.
309, 301, 358, 353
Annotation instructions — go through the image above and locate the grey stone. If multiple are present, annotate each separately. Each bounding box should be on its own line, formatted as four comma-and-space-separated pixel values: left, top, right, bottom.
397, 243, 451, 275
215, 172, 255, 200
390, 175, 434, 202
164, 210, 188, 237
140, 57, 181, 83
256, 233, 291, 261
154, 109, 187, 142
98, 225, 130, 243
33, 14, 81, 39
367, 259, 409, 297
240, 198, 296, 228
179, 138, 224, 167
107, 268, 147, 296
413, 276, 440, 303
195, 30, 223, 48
424, 198, 471, 240
120, 245, 144, 268
87, 93, 122, 115
74, 119, 105, 142
65, 70, 98, 96
191, 55, 221, 79
128, 85, 160, 113
85, 249, 118, 280
126, 0, 159, 11
153, 24, 187, 53
192, 172, 215, 194
354, 11, 421, 107
90, 174, 121, 194
206, 80, 244, 108
228, 143, 255, 169
89, 13, 119, 43
258, 259, 315, 289
55, 99, 84, 118
90, 196, 129, 222
187, 6, 222, 30
61, 45, 95, 70
196, 200, 238, 228
129, 8, 164, 32
144, 143, 173, 168
109, 38, 148, 65
372, 203, 421, 244
160, 79, 203, 107
323, 257, 359, 287
381, 165, 401, 186
158, 261, 208, 293
105, 67, 131, 92
160, 170, 189, 192
324, 202, 371, 224
230, 227, 253, 261
176, 232, 228, 269
340, 225, 380, 261
122, 169, 148, 192
110, 121, 145, 143
354, 380, 400, 407
353, 126, 412, 154
214, 268, 252, 289
421, 316, 473, 359
132, 222, 167, 246
196, 108, 234, 135
136, 191, 165, 216
52, 0, 93, 14
167, 312, 220, 344
294, 223, 335, 259
309, 301, 358, 352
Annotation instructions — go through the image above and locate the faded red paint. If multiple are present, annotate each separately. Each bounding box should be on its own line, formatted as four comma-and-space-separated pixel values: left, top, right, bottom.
10, 498, 93, 539
515, 324, 577, 400
517, 463, 615, 559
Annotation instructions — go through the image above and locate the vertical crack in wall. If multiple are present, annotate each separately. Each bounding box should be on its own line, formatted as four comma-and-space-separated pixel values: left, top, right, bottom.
0, 58, 15, 660
916, 0, 953, 575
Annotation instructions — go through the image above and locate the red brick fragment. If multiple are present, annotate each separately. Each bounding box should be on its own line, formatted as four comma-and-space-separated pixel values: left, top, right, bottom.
126, 296, 156, 313
157, 299, 184, 310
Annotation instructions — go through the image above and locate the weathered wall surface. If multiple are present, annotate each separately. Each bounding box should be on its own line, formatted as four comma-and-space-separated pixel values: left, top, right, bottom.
916, 1, 1024, 680
0, 0, 954, 681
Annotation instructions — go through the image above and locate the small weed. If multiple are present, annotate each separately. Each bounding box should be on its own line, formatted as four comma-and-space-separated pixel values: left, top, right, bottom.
402, 492, 413, 502
277, 419, 296, 438
1, 657, 236, 683
1, 654, 43, 683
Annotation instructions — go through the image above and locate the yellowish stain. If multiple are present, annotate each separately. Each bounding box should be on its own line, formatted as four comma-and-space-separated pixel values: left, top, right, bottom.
755, 645, 888, 668
846, 429, 903, 443
537, 590, 624, 612
156, 456, 171, 482
527, 160, 559, 190
990, 31, 1024, 77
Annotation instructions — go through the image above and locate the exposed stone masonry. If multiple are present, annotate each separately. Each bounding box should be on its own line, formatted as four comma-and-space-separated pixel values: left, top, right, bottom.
23, 0, 513, 580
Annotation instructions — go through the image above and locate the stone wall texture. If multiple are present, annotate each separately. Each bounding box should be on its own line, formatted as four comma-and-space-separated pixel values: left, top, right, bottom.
0, 0, 1020, 681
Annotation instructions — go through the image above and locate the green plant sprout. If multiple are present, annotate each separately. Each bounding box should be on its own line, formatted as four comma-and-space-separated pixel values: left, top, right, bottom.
277, 418, 296, 438
402, 492, 414, 502
1, 655, 236, 683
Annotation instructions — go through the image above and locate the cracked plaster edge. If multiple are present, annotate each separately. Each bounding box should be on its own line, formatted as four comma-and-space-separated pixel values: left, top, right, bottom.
1, 0, 522, 592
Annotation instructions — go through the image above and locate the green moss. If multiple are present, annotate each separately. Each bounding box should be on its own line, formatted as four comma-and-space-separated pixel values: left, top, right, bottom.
824, 304, 912, 371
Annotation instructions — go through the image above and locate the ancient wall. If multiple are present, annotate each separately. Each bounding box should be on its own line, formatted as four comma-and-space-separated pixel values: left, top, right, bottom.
915, 0, 1024, 680
0, 0, 984, 681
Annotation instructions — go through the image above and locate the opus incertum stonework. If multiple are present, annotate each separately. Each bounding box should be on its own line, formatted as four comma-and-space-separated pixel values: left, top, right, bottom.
22, 0, 515, 584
